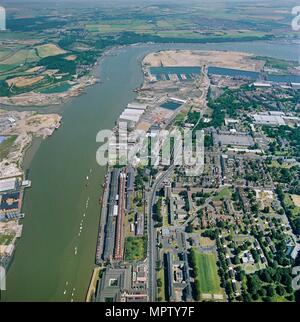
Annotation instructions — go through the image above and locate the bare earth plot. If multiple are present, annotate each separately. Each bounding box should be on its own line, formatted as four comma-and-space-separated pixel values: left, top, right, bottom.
144, 50, 264, 71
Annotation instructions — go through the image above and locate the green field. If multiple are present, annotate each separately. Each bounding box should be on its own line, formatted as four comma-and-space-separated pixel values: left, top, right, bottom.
0, 234, 15, 245
284, 194, 300, 218
213, 187, 232, 201
0, 136, 17, 161
124, 237, 147, 261
194, 250, 222, 295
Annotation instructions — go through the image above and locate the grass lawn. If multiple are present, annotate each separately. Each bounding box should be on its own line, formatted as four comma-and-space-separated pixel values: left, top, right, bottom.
157, 267, 165, 302
124, 237, 147, 261
284, 194, 300, 218
0, 234, 14, 245
194, 250, 222, 295
0, 135, 17, 161
199, 237, 215, 247
36, 44, 66, 58
213, 187, 232, 201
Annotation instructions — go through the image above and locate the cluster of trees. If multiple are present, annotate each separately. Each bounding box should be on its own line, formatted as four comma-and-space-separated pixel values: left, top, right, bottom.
179, 190, 190, 212
8, 16, 68, 32
154, 198, 163, 227
40, 55, 77, 75
276, 186, 300, 235
201, 229, 217, 240
215, 235, 235, 301
263, 125, 300, 157
189, 248, 201, 301
242, 266, 294, 302
204, 134, 213, 147
0, 80, 10, 97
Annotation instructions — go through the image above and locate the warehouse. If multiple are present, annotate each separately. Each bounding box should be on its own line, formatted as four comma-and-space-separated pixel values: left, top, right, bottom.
0, 178, 17, 193
213, 132, 254, 147
119, 108, 145, 124
127, 102, 147, 110
253, 113, 286, 126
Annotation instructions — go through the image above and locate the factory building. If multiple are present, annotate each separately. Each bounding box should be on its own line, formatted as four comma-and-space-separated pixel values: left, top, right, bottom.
253, 113, 286, 126
114, 172, 126, 260
0, 178, 17, 193
103, 169, 119, 260
0, 6, 6, 31
126, 166, 135, 212
165, 252, 176, 302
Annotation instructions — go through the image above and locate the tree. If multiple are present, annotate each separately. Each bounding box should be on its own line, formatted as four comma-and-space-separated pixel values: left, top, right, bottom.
276, 285, 285, 296
194, 278, 201, 301
233, 255, 240, 265
260, 270, 272, 283
157, 278, 162, 288
266, 285, 275, 297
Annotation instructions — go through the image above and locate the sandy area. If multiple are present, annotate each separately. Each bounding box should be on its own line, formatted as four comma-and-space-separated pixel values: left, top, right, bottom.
65, 55, 77, 61
6, 75, 44, 88
26, 66, 44, 73
0, 109, 61, 178
291, 194, 300, 207
143, 50, 264, 71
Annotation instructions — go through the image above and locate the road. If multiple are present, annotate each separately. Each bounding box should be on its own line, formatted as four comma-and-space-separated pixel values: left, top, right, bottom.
147, 165, 175, 301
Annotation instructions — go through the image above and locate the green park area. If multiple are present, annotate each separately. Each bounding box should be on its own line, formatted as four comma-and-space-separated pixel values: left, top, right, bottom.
191, 248, 223, 296
0, 136, 17, 161
124, 237, 147, 261
0, 234, 15, 246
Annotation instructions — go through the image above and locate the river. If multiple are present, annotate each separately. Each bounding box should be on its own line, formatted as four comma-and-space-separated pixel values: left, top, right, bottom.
2, 41, 299, 302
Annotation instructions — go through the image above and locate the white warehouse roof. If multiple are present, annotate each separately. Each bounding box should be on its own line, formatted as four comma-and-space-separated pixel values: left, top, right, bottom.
0, 177, 17, 192
127, 102, 147, 110
253, 114, 286, 126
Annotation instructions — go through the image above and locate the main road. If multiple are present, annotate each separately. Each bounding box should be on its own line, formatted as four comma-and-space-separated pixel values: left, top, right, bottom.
148, 165, 175, 301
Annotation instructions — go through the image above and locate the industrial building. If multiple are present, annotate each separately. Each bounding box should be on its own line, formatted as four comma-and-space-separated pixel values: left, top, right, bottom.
103, 169, 120, 260
0, 6, 6, 31
0, 192, 20, 214
96, 265, 147, 302
127, 102, 147, 110
114, 172, 126, 261
165, 252, 176, 301
119, 108, 145, 124
126, 166, 135, 212
0, 178, 17, 193
253, 113, 286, 126
213, 131, 254, 147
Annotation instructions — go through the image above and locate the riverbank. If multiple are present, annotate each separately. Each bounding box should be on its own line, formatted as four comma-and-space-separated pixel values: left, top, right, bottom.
0, 109, 61, 271
0, 76, 98, 107
0, 109, 62, 178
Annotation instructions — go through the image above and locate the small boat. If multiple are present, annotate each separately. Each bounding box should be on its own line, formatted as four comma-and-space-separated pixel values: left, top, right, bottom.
74, 247, 78, 255
63, 290, 67, 295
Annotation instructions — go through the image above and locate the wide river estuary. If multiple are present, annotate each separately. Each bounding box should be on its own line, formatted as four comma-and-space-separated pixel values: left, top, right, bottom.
2, 41, 299, 301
